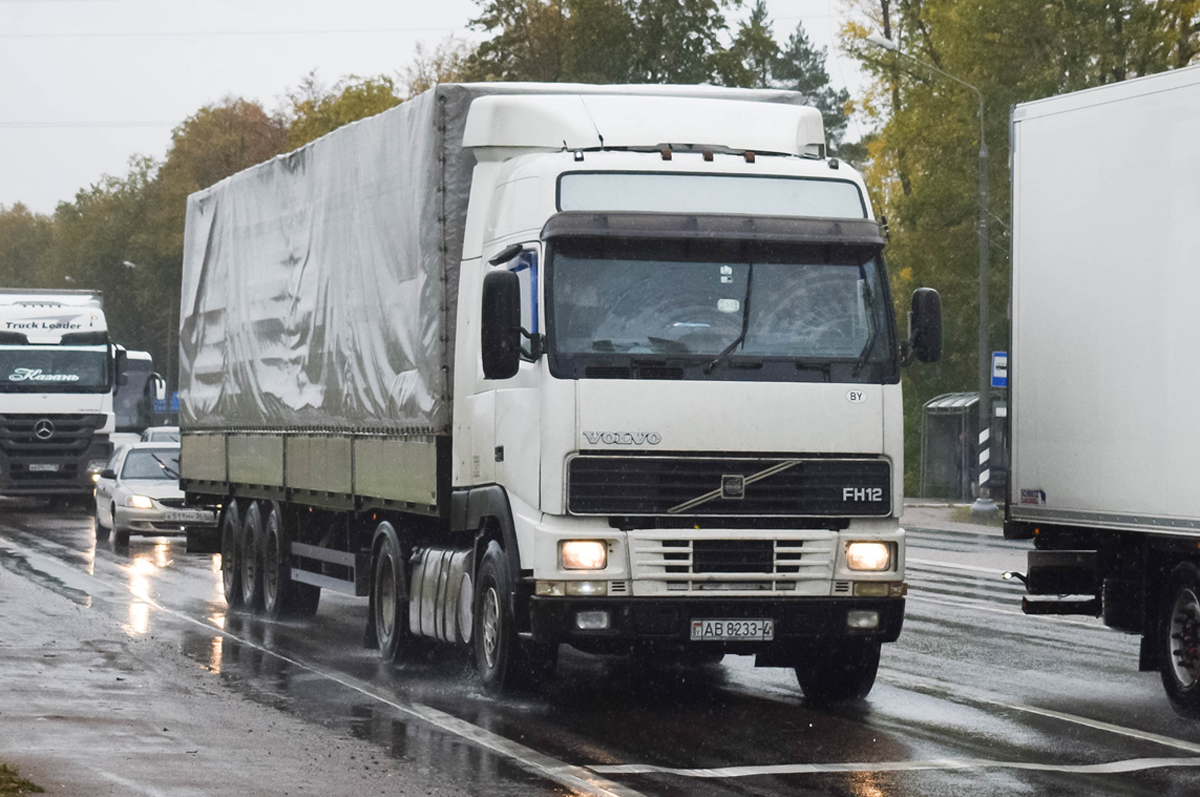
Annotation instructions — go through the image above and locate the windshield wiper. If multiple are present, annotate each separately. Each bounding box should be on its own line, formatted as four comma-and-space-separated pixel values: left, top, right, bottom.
151, 454, 180, 480
852, 262, 879, 377
704, 264, 754, 375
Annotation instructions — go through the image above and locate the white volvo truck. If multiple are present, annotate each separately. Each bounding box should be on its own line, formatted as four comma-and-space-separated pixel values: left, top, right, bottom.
1004, 65, 1200, 717
179, 83, 942, 698
0, 289, 126, 499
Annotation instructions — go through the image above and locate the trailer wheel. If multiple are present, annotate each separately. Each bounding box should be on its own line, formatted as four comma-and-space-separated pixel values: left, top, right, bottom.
1161, 563, 1200, 718
261, 504, 294, 620
794, 640, 881, 704
474, 541, 556, 694
372, 523, 409, 661
240, 502, 266, 611
220, 501, 243, 608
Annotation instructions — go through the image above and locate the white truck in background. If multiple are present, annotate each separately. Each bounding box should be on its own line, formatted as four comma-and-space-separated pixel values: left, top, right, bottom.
0, 289, 127, 500
180, 83, 942, 698
1005, 64, 1200, 717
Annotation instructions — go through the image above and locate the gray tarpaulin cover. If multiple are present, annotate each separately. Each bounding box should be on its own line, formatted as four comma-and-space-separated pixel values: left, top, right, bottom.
179, 83, 812, 434
180, 87, 476, 433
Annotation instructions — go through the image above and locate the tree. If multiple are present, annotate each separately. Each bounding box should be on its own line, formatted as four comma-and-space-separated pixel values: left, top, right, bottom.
773, 21, 851, 144
464, 0, 570, 81
627, 0, 737, 84
0, 204, 52, 288
404, 37, 476, 98
716, 0, 778, 87
288, 74, 404, 149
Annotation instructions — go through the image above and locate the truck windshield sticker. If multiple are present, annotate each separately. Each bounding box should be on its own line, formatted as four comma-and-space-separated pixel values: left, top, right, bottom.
8, 368, 81, 382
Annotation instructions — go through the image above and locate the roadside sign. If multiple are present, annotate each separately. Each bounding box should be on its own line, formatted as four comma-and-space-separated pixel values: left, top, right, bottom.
169, 391, 179, 412
992, 351, 1008, 388
153, 398, 167, 414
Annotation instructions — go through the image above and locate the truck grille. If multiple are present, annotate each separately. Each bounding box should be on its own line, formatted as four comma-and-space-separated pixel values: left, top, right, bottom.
630, 530, 836, 595
0, 413, 106, 483
568, 455, 891, 516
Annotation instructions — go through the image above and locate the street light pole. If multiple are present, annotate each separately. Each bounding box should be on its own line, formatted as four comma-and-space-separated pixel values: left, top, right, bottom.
865, 33, 997, 517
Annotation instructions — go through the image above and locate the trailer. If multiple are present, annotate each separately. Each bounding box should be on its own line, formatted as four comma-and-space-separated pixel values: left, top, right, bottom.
180, 82, 942, 697
1005, 64, 1200, 717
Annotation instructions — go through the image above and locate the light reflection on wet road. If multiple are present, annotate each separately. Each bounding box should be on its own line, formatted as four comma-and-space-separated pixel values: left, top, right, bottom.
4, 505, 1200, 796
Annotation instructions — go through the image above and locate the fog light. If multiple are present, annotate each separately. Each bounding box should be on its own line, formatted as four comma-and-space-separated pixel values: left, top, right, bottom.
846, 541, 892, 571
560, 540, 608, 570
575, 610, 610, 630
847, 610, 880, 629
566, 580, 607, 596
536, 580, 566, 597
853, 581, 890, 597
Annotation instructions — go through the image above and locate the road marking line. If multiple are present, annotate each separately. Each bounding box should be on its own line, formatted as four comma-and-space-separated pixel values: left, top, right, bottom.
0, 535, 644, 797
907, 556, 1014, 575
589, 755, 1200, 778
905, 594, 1104, 629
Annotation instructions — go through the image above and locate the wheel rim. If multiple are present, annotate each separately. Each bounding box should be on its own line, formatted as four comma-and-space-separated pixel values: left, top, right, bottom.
221, 522, 236, 594
1170, 587, 1200, 687
377, 554, 396, 640
263, 526, 280, 608
481, 586, 500, 669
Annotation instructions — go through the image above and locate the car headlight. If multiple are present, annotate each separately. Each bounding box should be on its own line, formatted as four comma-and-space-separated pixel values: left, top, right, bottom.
845, 541, 892, 571
124, 495, 154, 509
560, 540, 608, 570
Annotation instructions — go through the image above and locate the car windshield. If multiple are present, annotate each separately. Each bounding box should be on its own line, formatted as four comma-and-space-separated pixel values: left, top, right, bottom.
121, 450, 180, 480
547, 237, 895, 382
146, 430, 180, 442
0, 345, 111, 393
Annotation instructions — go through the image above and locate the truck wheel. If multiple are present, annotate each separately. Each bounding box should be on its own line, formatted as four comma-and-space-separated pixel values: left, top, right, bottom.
220, 501, 243, 608
794, 640, 881, 703
473, 541, 556, 694
372, 523, 409, 661
240, 502, 265, 611
260, 504, 321, 620
1161, 563, 1200, 718
93, 503, 110, 542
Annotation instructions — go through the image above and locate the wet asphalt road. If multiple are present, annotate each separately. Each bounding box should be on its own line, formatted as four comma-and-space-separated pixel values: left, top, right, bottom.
4, 507, 1200, 796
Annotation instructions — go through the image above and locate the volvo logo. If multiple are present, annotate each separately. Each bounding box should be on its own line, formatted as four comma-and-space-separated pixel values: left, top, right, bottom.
33, 419, 55, 440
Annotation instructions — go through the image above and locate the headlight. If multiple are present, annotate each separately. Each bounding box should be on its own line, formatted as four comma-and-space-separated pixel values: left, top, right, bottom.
124, 495, 154, 509
560, 540, 608, 570
845, 541, 892, 571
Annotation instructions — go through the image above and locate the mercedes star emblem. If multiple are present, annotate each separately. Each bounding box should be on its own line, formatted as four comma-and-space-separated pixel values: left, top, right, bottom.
33, 419, 55, 440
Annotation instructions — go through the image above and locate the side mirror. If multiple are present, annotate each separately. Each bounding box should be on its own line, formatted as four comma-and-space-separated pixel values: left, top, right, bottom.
481, 270, 522, 380
909, 287, 942, 364
150, 373, 167, 402
100, 469, 116, 481
114, 347, 129, 387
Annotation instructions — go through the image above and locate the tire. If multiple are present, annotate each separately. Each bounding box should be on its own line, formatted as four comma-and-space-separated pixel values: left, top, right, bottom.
240, 502, 265, 611
794, 640, 881, 704
220, 501, 243, 609
260, 504, 321, 620
473, 541, 557, 694
93, 503, 110, 542
372, 523, 409, 661
111, 504, 129, 547
1161, 563, 1200, 718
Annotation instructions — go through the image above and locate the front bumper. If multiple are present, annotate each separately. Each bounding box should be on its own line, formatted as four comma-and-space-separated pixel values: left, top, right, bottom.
114, 506, 218, 536
529, 596, 904, 652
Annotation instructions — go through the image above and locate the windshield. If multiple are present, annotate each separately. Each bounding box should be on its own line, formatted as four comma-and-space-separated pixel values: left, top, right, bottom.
547, 238, 896, 383
0, 345, 111, 393
115, 358, 154, 432
121, 449, 180, 480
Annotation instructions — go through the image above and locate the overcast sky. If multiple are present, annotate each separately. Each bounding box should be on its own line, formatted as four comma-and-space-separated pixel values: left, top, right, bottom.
0, 0, 865, 214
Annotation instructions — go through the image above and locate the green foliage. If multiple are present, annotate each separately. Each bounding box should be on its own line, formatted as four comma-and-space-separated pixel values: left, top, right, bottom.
773, 21, 851, 144
0, 761, 44, 794
403, 37, 476, 98
843, 0, 1200, 491
0, 204, 52, 287
288, 74, 403, 149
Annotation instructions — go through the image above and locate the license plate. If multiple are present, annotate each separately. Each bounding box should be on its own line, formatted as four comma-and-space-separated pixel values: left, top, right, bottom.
690, 618, 774, 641
28, 463, 60, 473
163, 510, 213, 524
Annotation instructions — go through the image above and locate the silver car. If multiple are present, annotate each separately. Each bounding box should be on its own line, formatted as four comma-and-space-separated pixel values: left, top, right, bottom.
93, 443, 216, 546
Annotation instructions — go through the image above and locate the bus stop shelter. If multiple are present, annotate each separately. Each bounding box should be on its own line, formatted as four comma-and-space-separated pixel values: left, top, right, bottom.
920, 392, 1007, 501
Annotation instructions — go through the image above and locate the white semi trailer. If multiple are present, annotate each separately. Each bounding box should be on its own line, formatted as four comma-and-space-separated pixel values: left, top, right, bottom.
179, 83, 942, 698
1005, 64, 1200, 717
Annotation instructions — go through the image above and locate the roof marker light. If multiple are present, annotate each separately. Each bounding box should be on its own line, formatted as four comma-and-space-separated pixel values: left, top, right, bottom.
573, 150, 584, 162
744, 151, 756, 164
661, 147, 672, 161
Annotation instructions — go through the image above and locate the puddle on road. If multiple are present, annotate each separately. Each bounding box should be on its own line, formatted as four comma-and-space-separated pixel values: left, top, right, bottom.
0, 547, 92, 607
